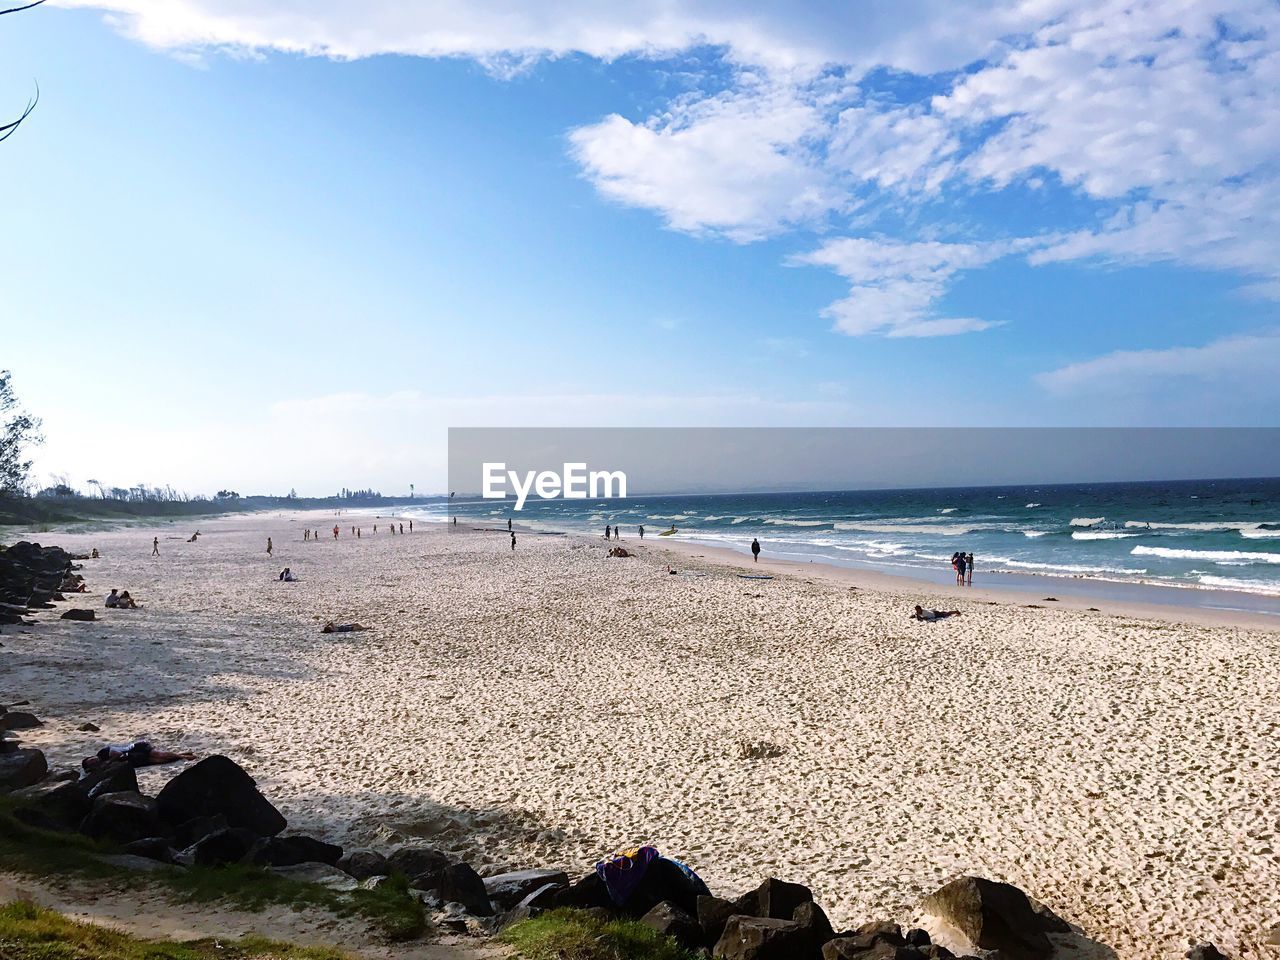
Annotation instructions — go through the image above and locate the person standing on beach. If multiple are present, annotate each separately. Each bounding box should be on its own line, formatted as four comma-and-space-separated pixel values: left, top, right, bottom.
751, 538, 761, 562
507, 518, 512, 532
399, 523, 404, 534
332, 525, 339, 540
267, 537, 273, 556
510, 531, 516, 552
955, 552, 967, 585
357, 527, 361, 538
965, 553, 974, 585
605, 524, 611, 540
409, 520, 413, 532
639, 525, 645, 539
152, 537, 159, 557
304, 529, 309, 542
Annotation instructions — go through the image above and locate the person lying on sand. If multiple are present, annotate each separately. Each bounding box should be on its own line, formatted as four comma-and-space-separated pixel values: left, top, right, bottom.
322, 621, 369, 633
82, 741, 196, 772
913, 605, 960, 621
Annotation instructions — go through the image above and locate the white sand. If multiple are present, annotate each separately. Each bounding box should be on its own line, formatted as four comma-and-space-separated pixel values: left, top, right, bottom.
6, 510, 1280, 959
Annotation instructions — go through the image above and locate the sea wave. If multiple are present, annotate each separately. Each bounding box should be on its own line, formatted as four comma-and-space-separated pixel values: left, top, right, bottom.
997, 557, 1145, 576
1195, 574, 1280, 596
1123, 520, 1264, 532
1025, 502, 1041, 508
1131, 545, 1280, 565
1241, 527, 1280, 539
833, 522, 977, 536
1022, 530, 1048, 538
1071, 531, 1140, 540
938, 507, 957, 513
763, 519, 831, 527
1070, 517, 1104, 527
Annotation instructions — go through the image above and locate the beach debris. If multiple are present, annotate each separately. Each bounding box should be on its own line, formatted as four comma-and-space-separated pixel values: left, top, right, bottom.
60, 608, 95, 621
920, 875, 1068, 960
156, 754, 287, 837
737, 740, 786, 761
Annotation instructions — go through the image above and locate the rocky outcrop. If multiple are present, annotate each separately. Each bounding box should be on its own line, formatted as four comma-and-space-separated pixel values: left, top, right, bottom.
921, 876, 1065, 960
156, 755, 286, 836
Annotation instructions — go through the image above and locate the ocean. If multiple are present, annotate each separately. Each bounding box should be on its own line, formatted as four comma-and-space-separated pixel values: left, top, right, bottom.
403, 476, 1280, 608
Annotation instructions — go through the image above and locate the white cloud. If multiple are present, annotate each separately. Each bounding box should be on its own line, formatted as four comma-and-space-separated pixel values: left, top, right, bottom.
52, 0, 1280, 340
793, 237, 1025, 336
1036, 331, 1280, 394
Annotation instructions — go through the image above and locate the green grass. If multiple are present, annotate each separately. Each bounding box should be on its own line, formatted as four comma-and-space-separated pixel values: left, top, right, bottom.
501, 909, 698, 960
0, 803, 427, 942
0, 900, 352, 960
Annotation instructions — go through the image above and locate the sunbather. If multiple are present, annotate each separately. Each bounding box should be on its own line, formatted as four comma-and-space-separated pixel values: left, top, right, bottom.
82, 740, 196, 771
322, 621, 369, 633
913, 605, 960, 621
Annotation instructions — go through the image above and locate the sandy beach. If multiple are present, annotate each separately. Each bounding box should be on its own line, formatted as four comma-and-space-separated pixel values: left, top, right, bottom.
5, 509, 1280, 959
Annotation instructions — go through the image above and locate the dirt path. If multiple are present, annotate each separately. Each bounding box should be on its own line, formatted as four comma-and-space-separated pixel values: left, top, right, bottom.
0, 872, 509, 960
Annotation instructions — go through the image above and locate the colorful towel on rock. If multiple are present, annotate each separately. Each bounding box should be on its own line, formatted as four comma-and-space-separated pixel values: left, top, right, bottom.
595, 846, 660, 905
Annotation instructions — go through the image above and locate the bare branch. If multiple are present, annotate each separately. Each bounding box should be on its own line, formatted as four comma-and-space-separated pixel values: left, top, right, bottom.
0, 82, 38, 143
0, 1, 47, 16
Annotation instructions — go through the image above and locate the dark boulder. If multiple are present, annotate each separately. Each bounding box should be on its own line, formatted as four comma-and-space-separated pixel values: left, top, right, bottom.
81, 791, 160, 844
60, 609, 95, 621
171, 814, 228, 850
698, 895, 739, 947
181, 827, 260, 866
904, 929, 931, 947
156, 755, 285, 836
549, 871, 613, 911
1187, 945, 1231, 960
85, 762, 140, 803
438, 862, 493, 916
337, 848, 391, 880
0, 748, 48, 790
920, 876, 1055, 960
734, 878, 813, 921
387, 845, 454, 885
793, 900, 836, 957
714, 915, 806, 959
0, 712, 43, 731
483, 868, 569, 910
642, 901, 702, 950
122, 837, 177, 863
253, 834, 342, 867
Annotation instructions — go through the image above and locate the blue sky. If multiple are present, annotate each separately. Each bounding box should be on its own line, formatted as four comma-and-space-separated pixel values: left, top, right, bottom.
2, 1, 1278, 495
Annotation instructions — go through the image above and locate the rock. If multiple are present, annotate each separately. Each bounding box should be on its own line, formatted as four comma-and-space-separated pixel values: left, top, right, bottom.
493, 904, 538, 932
77, 722, 100, 732
698, 895, 739, 947
515, 881, 563, 912
904, 929, 931, 947
0, 748, 48, 790
856, 921, 905, 944
734, 878, 814, 921
438, 862, 493, 916
793, 900, 836, 956
9, 778, 91, 828
170, 814, 228, 849
1187, 946, 1231, 960
0, 712, 43, 731
271, 862, 359, 892
122, 837, 177, 863
85, 762, 140, 803
387, 845, 454, 884
180, 827, 259, 866
253, 834, 343, 867
98, 854, 173, 873
81, 791, 160, 844
920, 876, 1054, 960
550, 871, 613, 911
624, 856, 710, 916
483, 869, 570, 909
714, 915, 806, 959
642, 901, 702, 950
821, 921, 910, 960
338, 848, 392, 880
156, 755, 286, 836
60, 609, 95, 621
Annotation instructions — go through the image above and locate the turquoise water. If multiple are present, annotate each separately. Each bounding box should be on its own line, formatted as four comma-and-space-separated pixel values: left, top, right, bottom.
406, 477, 1280, 602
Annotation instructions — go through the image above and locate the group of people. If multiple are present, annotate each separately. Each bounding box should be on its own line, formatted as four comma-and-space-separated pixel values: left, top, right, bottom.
302, 519, 412, 542
950, 551, 976, 585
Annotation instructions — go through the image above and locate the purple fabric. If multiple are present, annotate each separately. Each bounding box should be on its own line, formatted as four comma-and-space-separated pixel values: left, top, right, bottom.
594, 845, 660, 905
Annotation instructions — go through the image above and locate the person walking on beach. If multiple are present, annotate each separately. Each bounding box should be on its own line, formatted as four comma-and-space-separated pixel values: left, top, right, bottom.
965, 552, 974, 585
510, 531, 516, 552
508, 518, 512, 532
409, 520, 413, 532
605, 524, 611, 540
357, 527, 361, 538
639, 525, 645, 539
332, 525, 339, 540
152, 537, 159, 557
614, 524, 621, 540
399, 523, 404, 534
266, 537, 273, 556
751, 538, 761, 562
304, 529, 309, 542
